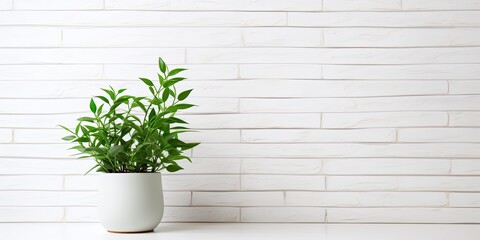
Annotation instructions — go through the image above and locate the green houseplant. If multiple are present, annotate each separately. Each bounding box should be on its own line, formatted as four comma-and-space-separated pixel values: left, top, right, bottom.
60, 57, 199, 233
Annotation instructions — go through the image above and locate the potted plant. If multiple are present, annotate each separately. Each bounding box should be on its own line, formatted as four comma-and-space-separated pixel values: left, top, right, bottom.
60, 57, 199, 233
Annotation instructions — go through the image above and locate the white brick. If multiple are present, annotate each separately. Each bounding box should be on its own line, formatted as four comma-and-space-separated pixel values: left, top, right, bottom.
0, 159, 92, 175
240, 96, 480, 114
64, 207, 97, 222
0, 27, 61, 47
450, 193, 480, 207
0, 99, 86, 114
182, 130, 240, 143
0, 0, 12, 9
400, 177, 480, 191
242, 175, 325, 190
0, 98, 236, 114
105, 0, 322, 11
289, 11, 480, 27
189, 48, 322, 64
0, 191, 97, 206
240, 64, 322, 79
104, 64, 238, 80
192, 192, 284, 206
188, 47, 480, 64
325, 28, 480, 47
164, 207, 240, 222
0, 176, 63, 190
164, 192, 192, 206
328, 176, 480, 191
179, 158, 241, 174
194, 143, 480, 158
0, 48, 185, 64
242, 129, 396, 143
0, 207, 63, 222
67, 169, 230, 191
241, 96, 480, 113
187, 80, 447, 97
164, 175, 240, 191
64, 176, 98, 191
327, 176, 398, 191
327, 208, 480, 223
0, 65, 102, 80
14, 0, 103, 9
403, 0, 480, 10
244, 28, 322, 47
324, 0, 401, 11
242, 159, 322, 174
323, 112, 447, 128
451, 160, 480, 175
0, 129, 12, 143
0, 11, 286, 27
286, 192, 447, 207
398, 128, 480, 142
57, 188, 192, 206
450, 80, 480, 94
450, 112, 480, 127
0, 113, 81, 128
14, 128, 239, 143
64, 206, 241, 222
323, 64, 480, 80
183, 99, 239, 114
14, 129, 67, 143
322, 159, 450, 175
63, 28, 242, 47
183, 114, 321, 129
242, 207, 325, 222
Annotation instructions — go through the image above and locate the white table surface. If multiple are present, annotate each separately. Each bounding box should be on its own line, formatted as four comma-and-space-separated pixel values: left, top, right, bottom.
1, 223, 479, 240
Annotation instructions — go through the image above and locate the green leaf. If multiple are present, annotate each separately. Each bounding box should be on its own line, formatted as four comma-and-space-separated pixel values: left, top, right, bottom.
167, 104, 195, 112
89, 98, 97, 113
118, 88, 127, 94
139, 77, 154, 87
168, 139, 185, 147
62, 135, 76, 141
108, 145, 123, 156
166, 117, 188, 124
180, 142, 200, 150
162, 88, 169, 102
75, 123, 81, 135
77, 117, 95, 122
96, 96, 109, 104
178, 89, 193, 101
101, 88, 115, 100
158, 73, 165, 85
151, 97, 162, 105
168, 68, 187, 77
97, 104, 104, 115
59, 125, 74, 134
77, 137, 90, 143
158, 57, 167, 73
166, 164, 183, 172
133, 98, 147, 112
148, 87, 155, 95
148, 108, 156, 121
164, 77, 186, 88
172, 155, 192, 163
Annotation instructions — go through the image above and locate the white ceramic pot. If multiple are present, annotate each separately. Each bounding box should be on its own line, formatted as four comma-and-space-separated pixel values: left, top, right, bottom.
98, 173, 164, 233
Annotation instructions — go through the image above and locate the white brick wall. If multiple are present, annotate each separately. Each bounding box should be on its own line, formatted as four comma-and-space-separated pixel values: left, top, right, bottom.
0, 0, 479, 223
